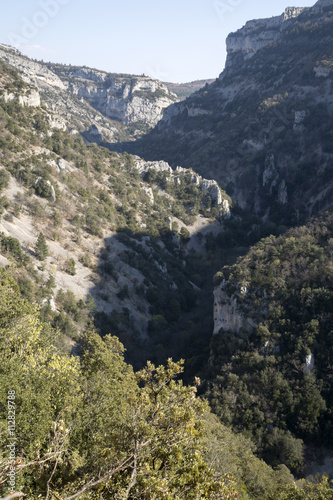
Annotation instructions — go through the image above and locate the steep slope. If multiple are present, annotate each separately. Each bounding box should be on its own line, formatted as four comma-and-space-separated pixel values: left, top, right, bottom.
133, 0, 333, 225
0, 57, 234, 369
208, 211, 333, 472
48, 62, 178, 127
0, 43, 177, 144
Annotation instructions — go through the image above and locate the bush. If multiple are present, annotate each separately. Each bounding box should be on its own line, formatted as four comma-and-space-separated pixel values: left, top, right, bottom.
0, 169, 10, 192
66, 258, 76, 276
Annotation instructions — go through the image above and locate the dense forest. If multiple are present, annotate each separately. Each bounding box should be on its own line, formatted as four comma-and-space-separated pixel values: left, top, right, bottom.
208, 213, 333, 473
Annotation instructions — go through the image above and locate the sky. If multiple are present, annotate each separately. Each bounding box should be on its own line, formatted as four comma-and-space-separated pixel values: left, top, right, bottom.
1, 0, 317, 83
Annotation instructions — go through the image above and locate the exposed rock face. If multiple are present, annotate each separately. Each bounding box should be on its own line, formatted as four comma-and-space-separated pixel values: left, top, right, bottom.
0, 44, 178, 144
46, 114, 66, 131
133, 1, 333, 224
51, 66, 178, 127
141, 185, 154, 204
134, 157, 230, 209
0, 44, 65, 90
202, 179, 222, 205
225, 7, 307, 68
222, 199, 231, 218
304, 352, 315, 374
56, 158, 73, 173
4, 88, 40, 107
134, 157, 173, 176
213, 279, 256, 334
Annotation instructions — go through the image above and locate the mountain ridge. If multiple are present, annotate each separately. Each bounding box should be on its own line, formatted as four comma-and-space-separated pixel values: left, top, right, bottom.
131, 0, 333, 227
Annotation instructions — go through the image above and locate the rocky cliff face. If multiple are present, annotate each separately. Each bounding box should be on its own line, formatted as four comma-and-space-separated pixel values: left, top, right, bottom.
0, 44, 177, 144
133, 1, 333, 226
49, 64, 178, 127
133, 157, 231, 211
224, 7, 307, 69
213, 279, 256, 335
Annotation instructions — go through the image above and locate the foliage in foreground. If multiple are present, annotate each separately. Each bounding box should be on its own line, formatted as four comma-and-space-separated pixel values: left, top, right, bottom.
0, 266, 240, 499
0, 265, 332, 499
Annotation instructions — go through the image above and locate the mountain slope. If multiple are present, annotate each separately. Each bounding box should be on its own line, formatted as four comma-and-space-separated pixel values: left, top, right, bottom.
0, 43, 178, 144
208, 211, 333, 472
0, 56, 234, 370
133, 0, 333, 225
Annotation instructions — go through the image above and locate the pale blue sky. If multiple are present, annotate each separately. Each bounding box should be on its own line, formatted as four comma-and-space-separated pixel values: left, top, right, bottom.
1, 0, 317, 82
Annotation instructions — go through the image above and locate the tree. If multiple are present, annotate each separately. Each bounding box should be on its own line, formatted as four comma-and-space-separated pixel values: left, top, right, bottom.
278, 476, 333, 499
0, 268, 80, 499
34, 232, 48, 260
0, 268, 240, 499
64, 354, 240, 500
66, 258, 76, 276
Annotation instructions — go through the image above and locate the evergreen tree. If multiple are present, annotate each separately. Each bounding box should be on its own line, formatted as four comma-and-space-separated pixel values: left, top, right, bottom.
34, 232, 48, 260
66, 258, 76, 276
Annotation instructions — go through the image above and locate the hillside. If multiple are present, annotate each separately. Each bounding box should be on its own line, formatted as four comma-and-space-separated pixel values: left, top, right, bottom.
0, 43, 178, 144
164, 79, 215, 100
208, 212, 333, 472
133, 0, 333, 225
0, 55, 234, 370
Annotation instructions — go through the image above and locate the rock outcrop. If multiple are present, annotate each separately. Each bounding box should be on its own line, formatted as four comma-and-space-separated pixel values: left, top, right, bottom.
134, 157, 231, 211
213, 279, 256, 335
224, 7, 307, 69
0, 44, 178, 144
50, 65, 178, 127
134, 1, 333, 223
3, 88, 40, 107
202, 179, 222, 205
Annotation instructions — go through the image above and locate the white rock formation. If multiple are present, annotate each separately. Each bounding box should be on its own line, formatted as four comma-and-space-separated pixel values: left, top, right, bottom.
4, 88, 40, 107
134, 157, 173, 176
46, 114, 66, 130
221, 199, 231, 218
56, 158, 73, 173
141, 185, 154, 204
0, 45, 66, 90
202, 179, 223, 205
134, 157, 229, 209
224, 7, 307, 68
213, 279, 256, 334
304, 353, 315, 374
66, 73, 177, 127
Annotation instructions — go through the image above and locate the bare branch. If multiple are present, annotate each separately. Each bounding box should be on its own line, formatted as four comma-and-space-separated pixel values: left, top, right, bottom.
65, 455, 135, 500
46, 453, 62, 500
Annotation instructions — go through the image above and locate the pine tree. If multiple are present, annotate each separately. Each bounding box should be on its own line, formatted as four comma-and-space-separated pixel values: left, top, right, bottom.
34, 232, 48, 260
66, 258, 76, 276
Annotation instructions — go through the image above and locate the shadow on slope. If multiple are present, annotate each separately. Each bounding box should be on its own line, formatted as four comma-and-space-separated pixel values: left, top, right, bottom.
87, 222, 245, 379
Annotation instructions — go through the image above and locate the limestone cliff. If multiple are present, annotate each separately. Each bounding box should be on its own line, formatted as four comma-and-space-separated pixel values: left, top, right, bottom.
133, 156, 231, 211
213, 279, 256, 335
0, 44, 178, 143
134, 0, 333, 225
224, 7, 307, 69
49, 64, 178, 127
